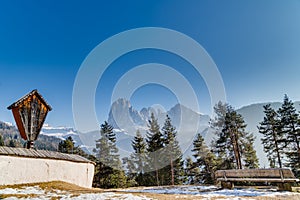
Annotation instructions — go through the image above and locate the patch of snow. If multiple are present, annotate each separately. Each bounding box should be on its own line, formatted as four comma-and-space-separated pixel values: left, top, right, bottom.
1, 185, 299, 200
124, 185, 218, 195
122, 185, 297, 199
114, 129, 125, 133
0, 186, 44, 195
40, 132, 65, 140
198, 188, 292, 199
3, 121, 13, 127
66, 130, 78, 135
0, 187, 151, 200
68, 192, 151, 200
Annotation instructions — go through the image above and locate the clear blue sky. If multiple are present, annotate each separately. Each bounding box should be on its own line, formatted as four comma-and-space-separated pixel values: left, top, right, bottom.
0, 0, 300, 128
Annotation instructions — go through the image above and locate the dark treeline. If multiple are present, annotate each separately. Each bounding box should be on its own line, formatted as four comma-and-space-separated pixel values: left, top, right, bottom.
1, 94, 299, 188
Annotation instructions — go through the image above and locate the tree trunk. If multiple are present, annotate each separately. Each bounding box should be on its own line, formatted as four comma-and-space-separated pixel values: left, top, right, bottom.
290, 124, 299, 151
154, 154, 160, 186
155, 167, 159, 186
230, 130, 242, 169
170, 157, 174, 186
273, 129, 282, 168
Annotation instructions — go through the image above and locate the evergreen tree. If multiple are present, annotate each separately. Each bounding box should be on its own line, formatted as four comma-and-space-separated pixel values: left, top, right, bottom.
211, 102, 259, 170
129, 130, 147, 185
146, 113, 164, 186
122, 157, 137, 187
184, 157, 199, 185
96, 121, 121, 169
242, 133, 259, 169
258, 104, 285, 168
58, 136, 75, 153
192, 133, 217, 184
210, 102, 235, 169
224, 107, 243, 169
58, 136, 88, 157
161, 115, 184, 185
132, 130, 146, 174
0, 134, 4, 146
93, 121, 126, 188
8, 139, 16, 147
278, 95, 300, 177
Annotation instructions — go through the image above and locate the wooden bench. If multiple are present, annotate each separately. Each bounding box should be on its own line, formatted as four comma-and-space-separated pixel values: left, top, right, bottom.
215, 168, 299, 191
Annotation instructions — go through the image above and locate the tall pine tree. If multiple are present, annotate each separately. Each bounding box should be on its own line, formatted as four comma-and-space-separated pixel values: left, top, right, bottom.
192, 133, 217, 184
224, 107, 243, 169
93, 121, 126, 188
242, 133, 259, 169
258, 104, 285, 168
278, 95, 300, 177
146, 113, 164, 186
211, 102, 259, 170
161, 115, 184, 186
130, 130, 147, 185
210, 102, 235, 169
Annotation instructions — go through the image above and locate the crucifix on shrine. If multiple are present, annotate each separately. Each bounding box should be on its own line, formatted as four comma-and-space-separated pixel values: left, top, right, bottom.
7, 90, 52, 149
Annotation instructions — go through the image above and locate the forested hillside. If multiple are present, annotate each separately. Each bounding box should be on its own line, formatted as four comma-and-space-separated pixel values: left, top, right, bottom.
0, 121, 62, 151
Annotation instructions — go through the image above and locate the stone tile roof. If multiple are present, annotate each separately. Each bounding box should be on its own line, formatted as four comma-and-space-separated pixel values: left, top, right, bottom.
0, 146, 93, 164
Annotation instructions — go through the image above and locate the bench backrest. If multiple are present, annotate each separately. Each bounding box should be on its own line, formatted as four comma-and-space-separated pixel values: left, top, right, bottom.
215, 168, 296, 179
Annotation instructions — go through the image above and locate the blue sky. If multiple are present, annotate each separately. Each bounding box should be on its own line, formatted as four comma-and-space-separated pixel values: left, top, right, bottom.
0, 0, 300, 128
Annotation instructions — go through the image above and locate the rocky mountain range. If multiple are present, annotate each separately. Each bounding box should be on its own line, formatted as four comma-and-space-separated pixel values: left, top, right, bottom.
1, 98, 300, 167
80, 98, 300, 166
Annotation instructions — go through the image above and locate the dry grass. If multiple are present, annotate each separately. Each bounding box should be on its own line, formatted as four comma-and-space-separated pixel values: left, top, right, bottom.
0, 181, 102, 193
0, 181, 102, 199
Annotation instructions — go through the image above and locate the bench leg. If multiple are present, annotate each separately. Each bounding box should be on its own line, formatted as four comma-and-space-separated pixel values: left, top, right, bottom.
277, 183, 292, 191
221, 181, 234, 189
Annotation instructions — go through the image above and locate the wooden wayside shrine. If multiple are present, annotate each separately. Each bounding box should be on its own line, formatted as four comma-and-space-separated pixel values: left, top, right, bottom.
7, 90, 52, 149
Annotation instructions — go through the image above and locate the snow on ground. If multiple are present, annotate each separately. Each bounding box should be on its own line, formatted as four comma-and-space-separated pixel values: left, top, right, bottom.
66, 193, 151, 200
124, 185, 218, 195
0, 186, 151, 200
122, 185, 297, 199
1, 185, 299, 200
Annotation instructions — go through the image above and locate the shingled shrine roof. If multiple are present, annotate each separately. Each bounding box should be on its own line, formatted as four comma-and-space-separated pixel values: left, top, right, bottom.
7, 89, 52, 111
0, 146, 94, 164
